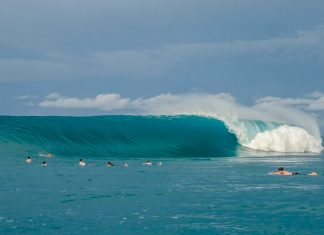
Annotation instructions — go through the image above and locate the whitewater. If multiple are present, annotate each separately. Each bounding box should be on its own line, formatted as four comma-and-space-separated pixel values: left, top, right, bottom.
223, 117, 322, 153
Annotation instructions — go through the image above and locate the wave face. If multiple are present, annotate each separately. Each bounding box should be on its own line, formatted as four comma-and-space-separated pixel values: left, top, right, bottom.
0, 116, 238, 158
0, 115, 322, 158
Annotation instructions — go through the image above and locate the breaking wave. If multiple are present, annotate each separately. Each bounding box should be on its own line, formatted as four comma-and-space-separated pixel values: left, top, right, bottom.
0, 115, 322, 158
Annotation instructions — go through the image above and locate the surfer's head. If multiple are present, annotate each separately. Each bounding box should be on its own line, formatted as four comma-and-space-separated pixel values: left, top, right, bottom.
278, 167, 284, 171
26, 156, 32, 163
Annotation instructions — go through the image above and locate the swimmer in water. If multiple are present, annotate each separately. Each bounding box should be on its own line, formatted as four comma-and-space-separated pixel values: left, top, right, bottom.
79, 159, 86, 166
143, 160, 153, 166
41, 161, 48, 167
308, 171, 318, 176
47, 153, 53, 158
106, 161, 114, 167
271, 167, 294, 176
26, 156, 32, 163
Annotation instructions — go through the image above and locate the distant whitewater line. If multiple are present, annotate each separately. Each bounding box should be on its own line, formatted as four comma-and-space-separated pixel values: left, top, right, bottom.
0, 115, 322, 158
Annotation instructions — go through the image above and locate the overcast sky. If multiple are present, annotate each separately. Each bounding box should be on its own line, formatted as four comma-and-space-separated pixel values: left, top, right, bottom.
1, 0, 324, 129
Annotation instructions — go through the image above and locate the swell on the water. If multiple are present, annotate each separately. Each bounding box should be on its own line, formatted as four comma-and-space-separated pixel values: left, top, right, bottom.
0, 116, 238, 158
0, 115, 322, 158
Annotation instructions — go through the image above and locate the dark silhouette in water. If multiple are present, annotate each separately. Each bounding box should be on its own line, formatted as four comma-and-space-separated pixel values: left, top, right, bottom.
79, 159, 86, 166
26, 156, 32, 163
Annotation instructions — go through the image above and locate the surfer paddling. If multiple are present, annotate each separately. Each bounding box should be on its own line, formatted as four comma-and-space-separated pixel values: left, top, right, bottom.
79, 159, 86, 166
47, 153, 53, 158
271, 167, 318, 176
25, 156, 32, 163
143, 160, 153, 166
308, 171, 319, 176
271, 167, 298, 176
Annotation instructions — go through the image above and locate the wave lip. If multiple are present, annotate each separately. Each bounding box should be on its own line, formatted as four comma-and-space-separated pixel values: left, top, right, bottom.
244, 125, 323, 153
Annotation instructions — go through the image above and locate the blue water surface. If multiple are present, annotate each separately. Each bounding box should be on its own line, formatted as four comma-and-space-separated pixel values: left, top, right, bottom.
1, 153, 324, 235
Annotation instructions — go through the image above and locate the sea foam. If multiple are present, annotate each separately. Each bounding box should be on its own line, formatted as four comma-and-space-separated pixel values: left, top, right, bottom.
244, 125, 323, 153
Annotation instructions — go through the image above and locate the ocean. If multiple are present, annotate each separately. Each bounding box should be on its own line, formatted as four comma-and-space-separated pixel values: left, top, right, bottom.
0, 116, 323, 234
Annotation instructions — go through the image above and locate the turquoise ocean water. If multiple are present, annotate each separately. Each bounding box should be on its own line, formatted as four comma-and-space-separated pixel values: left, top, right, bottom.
0, 116, 323, 234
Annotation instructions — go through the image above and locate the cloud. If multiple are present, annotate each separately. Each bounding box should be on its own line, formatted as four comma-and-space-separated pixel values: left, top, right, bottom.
87, 25, 324, 78
93, 50, 169, 77
256, 92, 324, 111
305, 91, 324, 98
1, 26, 324, 81
14, 95, 37, 106
160, 25, 324, 61
0, 58, 79, 82
14, 95, 36, 100
45, 92, 62, 100
23, 101, 35, 107
39, 93, 129, 111
39, 92, 237, 114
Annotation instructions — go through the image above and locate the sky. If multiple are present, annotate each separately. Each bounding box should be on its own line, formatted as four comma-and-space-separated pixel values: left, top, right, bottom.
0, 0, 324, 131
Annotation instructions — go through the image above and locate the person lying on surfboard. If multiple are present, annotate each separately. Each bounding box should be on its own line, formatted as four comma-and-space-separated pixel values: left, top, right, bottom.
79, 159, 86, 166
271, 167, 318, 176
271, 167, 297, 176
26, 156, 32, 163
